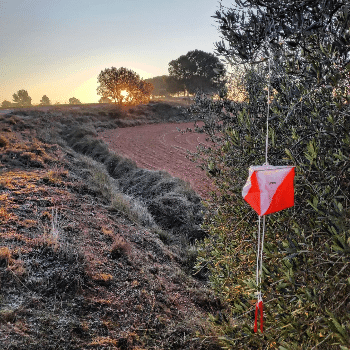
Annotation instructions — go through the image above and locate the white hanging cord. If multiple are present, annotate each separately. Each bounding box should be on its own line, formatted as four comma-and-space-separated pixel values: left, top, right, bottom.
256, 215, 261, 289
254, 50, 271, 334
265, 58, 271, 165
256, 215, 266, 302
257, 57, 270, 300
259, 215, 266, 299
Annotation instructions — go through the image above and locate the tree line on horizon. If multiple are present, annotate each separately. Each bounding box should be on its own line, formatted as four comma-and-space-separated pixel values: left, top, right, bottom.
1, 49, 227, 108
1, 91, 82, 108
145, 49, 227, 99
97, 50, 226, 105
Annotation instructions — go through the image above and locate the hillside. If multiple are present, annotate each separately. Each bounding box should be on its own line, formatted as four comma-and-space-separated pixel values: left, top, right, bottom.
0, 101, 227, 349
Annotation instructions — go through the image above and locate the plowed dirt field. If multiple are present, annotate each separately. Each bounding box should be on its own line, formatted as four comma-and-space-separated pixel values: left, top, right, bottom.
98, 122, 215, 198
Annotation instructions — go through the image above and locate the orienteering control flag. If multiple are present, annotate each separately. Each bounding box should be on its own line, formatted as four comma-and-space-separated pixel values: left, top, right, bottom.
242, 165, 295, 216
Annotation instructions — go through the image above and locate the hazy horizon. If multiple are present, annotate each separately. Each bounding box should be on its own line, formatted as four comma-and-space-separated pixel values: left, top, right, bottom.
0, 0, 227, 105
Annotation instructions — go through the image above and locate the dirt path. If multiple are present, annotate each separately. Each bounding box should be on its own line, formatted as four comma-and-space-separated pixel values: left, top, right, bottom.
98, 122, 215, 198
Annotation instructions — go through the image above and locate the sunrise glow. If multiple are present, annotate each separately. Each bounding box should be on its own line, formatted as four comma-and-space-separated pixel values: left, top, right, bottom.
121, 90, 129, 98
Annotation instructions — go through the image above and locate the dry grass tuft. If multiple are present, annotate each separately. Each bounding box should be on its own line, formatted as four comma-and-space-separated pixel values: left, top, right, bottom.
32, 210, 60, 251
101, 226, 114, 239
43, 166, 69, 184
91, 167, 112, 198
110, 234, 131, 259
0, 246, 11, 267
8, 259, 27, 277
88, 336, 118, 346
0, 135, 9, 147
41, 211, 52, 220
110, 193, 137, 222
33, 231, 60, 251
91, 273, 113, 286
0, 207, 17, 224
7, 116, 19, 125
0, 309, 16, 324
22, 219, 37, 228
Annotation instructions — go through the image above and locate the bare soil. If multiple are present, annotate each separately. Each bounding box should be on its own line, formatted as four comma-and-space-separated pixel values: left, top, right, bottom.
98, 122, 215, 199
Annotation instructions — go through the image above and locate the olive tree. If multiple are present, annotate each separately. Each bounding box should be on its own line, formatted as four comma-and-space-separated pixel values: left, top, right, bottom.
189, 1, 350, 348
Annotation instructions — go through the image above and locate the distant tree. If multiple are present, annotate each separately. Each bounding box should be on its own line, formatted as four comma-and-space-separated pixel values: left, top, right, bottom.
97, 67, 153, 105
1, 100, 12, 108
69, 97, 81, 105
128, 80, 153, 104
145, 75, 170, 97
168, 50, 227, 96
12, 89, 32, 107
165, 75, 186, 96
39, 95, 51, 106
98, 96, 112, 103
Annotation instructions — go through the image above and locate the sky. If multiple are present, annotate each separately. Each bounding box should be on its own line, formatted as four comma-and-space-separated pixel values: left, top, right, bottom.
0, 0, 229, 105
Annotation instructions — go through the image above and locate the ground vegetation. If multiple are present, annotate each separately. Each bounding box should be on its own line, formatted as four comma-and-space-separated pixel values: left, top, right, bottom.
0, 99, 227, 349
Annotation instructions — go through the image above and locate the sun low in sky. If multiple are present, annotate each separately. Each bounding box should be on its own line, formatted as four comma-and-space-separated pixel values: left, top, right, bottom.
0, 0, 224, 105
120, 90, 129, 98
70, 65, 151, 104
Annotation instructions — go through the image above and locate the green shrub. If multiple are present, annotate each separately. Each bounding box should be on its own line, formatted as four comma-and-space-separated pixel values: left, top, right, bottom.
189, 1, 350, 348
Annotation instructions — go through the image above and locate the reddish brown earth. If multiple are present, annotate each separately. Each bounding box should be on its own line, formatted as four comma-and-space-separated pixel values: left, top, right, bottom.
98, 122, 215, 199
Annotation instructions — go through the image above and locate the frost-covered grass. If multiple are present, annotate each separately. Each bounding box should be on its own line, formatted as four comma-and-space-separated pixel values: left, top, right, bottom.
62, 125, 206, 245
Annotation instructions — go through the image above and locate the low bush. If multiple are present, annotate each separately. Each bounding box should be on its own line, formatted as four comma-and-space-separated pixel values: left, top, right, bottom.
16, 244, 87, 297
62, 126, 97, 145
71, 138, 110, 163
62, 127, 206, 244
153, 227, 174, 245
147, 191, 205, 241
109, 157, 137, 179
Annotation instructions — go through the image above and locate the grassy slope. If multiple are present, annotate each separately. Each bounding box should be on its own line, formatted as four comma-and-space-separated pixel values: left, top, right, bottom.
0, 101, 228, 350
